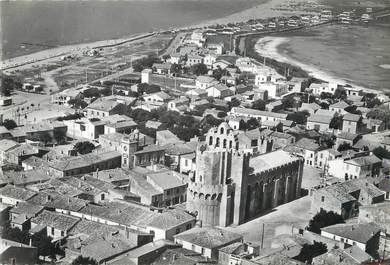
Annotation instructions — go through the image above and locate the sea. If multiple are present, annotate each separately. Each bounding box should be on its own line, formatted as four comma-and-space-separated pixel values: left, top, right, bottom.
277, 18, 390, 91
2, 1, 390, 91
0, 0, 264, 60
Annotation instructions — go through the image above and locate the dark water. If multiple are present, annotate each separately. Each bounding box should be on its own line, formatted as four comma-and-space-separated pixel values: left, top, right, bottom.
278, 20, 390, 91
1, 0, 264, 60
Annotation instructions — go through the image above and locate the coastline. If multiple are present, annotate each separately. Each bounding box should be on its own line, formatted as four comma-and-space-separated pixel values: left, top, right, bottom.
254, 36, 380, 94
1, 0, 313, 71
1, 32, 155, 71
189, 0, 311, 28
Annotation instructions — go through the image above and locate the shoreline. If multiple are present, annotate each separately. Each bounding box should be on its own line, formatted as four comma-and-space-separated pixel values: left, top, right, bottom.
254, 36, 381, 94
1, 32, 156, 71
1, 0, 314, 71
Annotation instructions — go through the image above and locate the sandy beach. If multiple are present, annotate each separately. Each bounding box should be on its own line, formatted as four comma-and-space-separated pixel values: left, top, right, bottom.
193, 0, 317, 28
254, 36, 380, 94
1, 0, 316, 72
1, 32, 155, 71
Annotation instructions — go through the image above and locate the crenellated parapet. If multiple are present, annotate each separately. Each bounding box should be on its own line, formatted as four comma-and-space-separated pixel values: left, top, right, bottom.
188, 182, 225, 199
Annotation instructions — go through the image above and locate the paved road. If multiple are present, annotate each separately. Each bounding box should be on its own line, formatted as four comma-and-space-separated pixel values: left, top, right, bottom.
162, 32, 187, 56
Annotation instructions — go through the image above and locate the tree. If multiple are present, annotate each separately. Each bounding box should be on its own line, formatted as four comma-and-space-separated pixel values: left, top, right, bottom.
337, 142, 352, 151
301, 93, 316, 104
319, 134, 335, 148
171, 127, 200, 142
287, 111, 309, 125
71, 256, 98, 265
329, 115, 343, 130
73, 141, 95, 155
82, 88, 100, 98
319, 102, 329, 110
1, 225, 30, 245
217, 111, 227, 118
190, 63, 208, 76
320, 92, 333, 100
306, 210, 345, 234
367, 107, 390, 123
1, 75, 22, 96
129, 108, 157, 123
68, 98, 88, 109
239, 119, 248, 131
200, 115, 223, 135
1, 224, 58, 258
363, 93, 381, 108
162, 54, 170, 61
170, 63, 181, 75
212, 66, 229, 81
345, 105, 362, 115
2, 119, 17, 130
294, 241, 327, 263
138, 83, 161, 95
246, 118, 260, 130
282, 96, 295, 109
334, 87, 347, 100
57, 113, 84, 121
373, 146, 390, 160
159, 111, 181, 129
31, 233, 56, 258
132, 55, 159, 72
251, 99, 266, 111
228, 98, 241, 110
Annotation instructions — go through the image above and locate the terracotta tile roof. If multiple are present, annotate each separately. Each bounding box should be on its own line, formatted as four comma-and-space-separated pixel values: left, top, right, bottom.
174, 227, 242, 249
0, 185, 37, 201
343, 113, 361, 122
9, 202, 44, 217
321, 222, 381, 243
146, 209, 195, 230
31, 210, 80, 232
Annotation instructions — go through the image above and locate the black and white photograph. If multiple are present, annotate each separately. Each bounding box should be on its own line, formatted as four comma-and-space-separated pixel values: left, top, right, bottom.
0, 0, 390, 264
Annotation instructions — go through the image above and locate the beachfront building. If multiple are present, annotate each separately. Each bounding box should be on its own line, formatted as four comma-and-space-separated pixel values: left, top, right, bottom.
310, 82, 338, 96
256, 82, 288, 98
